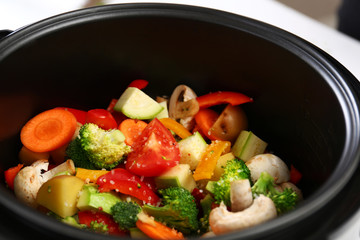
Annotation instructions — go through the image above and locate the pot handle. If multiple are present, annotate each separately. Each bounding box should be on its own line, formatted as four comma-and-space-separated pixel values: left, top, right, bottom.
0, 30, 13, 41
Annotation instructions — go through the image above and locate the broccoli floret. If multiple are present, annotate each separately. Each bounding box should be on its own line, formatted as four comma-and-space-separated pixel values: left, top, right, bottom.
142, 187, 199, 236
111, 201, 142, 230
66, 137, 97, 169
78, 123, 132, 170
213, 158, 251, 207
252, 171, 298, 214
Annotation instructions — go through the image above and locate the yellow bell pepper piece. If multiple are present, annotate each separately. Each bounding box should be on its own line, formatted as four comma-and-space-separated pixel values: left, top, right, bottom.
193, 140, 231, 181
75, 168, 109, 183
159, 118, 192, 139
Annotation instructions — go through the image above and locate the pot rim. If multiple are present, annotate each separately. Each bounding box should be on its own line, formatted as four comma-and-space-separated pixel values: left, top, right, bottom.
1, 3, 360, 239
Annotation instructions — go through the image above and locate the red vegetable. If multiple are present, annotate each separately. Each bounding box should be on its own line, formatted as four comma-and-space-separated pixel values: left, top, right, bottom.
106, 99, 128, 125
290, 164, 302, 184
125, 118, 180, 177
78, 210, 125, 235
97, 168, 160, 205
196, 91, 253, 109
55, 107, 87, 124
128, 79, 149, 89
4, 164, 23, 190
194, 108, 220, 141
86, 109, 118, 130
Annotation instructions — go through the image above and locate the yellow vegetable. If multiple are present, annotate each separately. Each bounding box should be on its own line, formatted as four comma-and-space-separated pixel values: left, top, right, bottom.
193, 140, 231, 181
36, 175, 84, 218
18, 146, 49, 166
159, 118, 192, 139
75, 168, 109, 183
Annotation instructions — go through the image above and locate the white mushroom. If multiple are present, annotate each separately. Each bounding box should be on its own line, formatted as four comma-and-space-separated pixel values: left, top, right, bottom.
230, 179, 253, 212
169, 85, 199, 130
246, 154, 290, 184
209, 195, 277, 235
13, 159, 76, 207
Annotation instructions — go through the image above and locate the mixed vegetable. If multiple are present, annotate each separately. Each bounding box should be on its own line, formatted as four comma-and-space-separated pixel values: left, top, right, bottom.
4, 80, 303, 239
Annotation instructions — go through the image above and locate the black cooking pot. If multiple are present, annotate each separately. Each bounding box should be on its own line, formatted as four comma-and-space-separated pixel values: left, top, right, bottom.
1, 3, 360, 240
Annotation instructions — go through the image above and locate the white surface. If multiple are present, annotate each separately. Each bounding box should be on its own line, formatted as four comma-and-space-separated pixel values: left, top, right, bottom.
1, 1, 360, 238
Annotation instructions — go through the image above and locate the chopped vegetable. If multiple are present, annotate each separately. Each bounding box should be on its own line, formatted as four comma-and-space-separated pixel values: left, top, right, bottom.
75, 168, 109, 182
159, 118, 192, 139
136, 217, 184, 239
85, 109, 118, 130
4, 164, 23, 190
290, 164, 302, 184
20, 108, 78, 152
78, 210, 125, 235
119, 119, 148, 146
196, 91, 253, 109
194, 108, 219, 140
193, 140, 231, 181
97, 168, 160, 205
55, 107, 87, 125
128, 79, 149, 89
125, 118, 180, 177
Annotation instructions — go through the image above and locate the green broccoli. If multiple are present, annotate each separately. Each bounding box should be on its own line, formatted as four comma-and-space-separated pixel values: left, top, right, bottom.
111, 201, 142, 230
142, 187, 199, 236
252, 171, 298, 214
66, 137, 97, 170
212, 158, 251, 207
76, 123, 131, 170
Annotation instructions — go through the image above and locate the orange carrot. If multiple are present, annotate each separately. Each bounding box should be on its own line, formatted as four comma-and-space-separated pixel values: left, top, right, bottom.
119, 119, 148, 146
136, 219, 184, 239
20, 108, 77, 153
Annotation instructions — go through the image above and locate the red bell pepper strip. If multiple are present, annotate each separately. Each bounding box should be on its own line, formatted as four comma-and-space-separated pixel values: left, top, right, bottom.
106, 99, 128, 125
128, 79, 149, 89
290, 164, 302, 184
196, 91, 253, 109
97, 168, 160, 205
78, 210, 126, 235
4, 164, 23, 190
194, 108, 220, 141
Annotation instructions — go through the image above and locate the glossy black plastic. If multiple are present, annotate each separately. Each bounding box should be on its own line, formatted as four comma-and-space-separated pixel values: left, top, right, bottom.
0, 3, 360, 240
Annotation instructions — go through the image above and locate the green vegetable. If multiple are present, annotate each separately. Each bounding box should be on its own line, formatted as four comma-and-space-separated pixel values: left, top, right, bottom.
232, 130, 268, 162
199, 194, 214, 234
212, 158, 251, 207
114, 87, 164, 119
142, 187, 199, 236
252, 171, 298, 214
111, 201, 142, 230
77, 123, 131, 170
65, 137, 97, 170
77, 184, 121, 214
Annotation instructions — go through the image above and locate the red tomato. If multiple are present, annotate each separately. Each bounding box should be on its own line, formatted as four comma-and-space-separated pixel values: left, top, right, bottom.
86, 109, 118, 130
55, 107, 87, 124
97, 168, 160, 205
125, 118, 180, 177
78, 210, 125, 235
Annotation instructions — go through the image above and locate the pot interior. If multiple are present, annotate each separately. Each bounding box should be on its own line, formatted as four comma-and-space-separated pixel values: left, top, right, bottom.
0, 4, 356, 239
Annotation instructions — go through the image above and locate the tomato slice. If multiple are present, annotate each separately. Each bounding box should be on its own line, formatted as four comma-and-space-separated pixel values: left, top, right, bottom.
97, 168, 160, 205
85, 109, 118, 130
125, 118, 180, 177
78, 210, 125, 235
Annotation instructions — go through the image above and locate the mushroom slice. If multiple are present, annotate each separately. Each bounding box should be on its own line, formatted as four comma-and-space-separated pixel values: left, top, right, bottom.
210, 195, 277, 235
169, 85, 198, 130
230, 179, 253, 212
246, 154, 290, 184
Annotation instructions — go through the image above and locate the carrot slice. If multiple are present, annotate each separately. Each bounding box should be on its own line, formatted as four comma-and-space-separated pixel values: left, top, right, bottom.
119, 119, 148, 146
136, 219, 184, 239
20, 108, 77, 153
